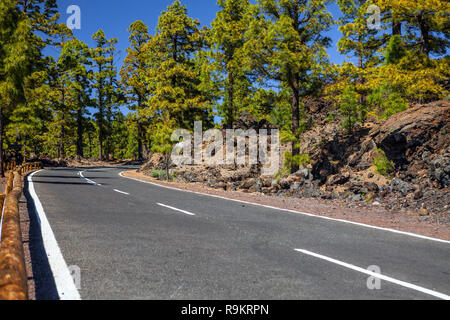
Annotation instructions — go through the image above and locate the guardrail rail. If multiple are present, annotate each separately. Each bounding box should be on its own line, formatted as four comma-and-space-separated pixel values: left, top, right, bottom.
0, 162, 43, 300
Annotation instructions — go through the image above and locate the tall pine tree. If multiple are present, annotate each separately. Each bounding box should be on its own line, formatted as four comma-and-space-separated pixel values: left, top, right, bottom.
245, 0, 333, 172
120, 20, 150, 160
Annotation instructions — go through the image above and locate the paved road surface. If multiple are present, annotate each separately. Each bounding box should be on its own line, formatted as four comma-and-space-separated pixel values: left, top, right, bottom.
25, 167, 450, 300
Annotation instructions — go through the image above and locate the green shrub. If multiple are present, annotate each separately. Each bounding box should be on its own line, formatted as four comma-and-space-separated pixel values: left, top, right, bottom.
151, 170, 173, 181
368, 85, 408, 120
275, 167, 290, 180
373, 149, 394, 177
284, 152, 311, 171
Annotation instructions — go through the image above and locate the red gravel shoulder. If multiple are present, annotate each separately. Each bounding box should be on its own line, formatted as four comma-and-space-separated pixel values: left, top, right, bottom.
123, 170, 450, 242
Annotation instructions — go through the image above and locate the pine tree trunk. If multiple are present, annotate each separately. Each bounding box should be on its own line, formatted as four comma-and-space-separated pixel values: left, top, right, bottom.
137, 95, 143, 160
291, 76, 300, 174
98, 107, 104, 160
60, 114, 65, 158
77, 107, 84, 158
165, 154, 170, 181
227, 69, 235, 129
137, 121, 143, 161
60, 86, 66, 158
417, 13, 430, 57
88, 132, 92, 157
106, 105, 112, 160
76, 75, 84, 158
392, 22, 402, 36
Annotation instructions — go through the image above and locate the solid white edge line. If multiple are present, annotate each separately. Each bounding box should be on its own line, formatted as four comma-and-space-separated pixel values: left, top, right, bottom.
157, 203, 196, 216
295, 249, 450, 300
114, 189, 130, 195
119, 171, 450, 245
0, 195, 6, 249
28, 170, 81, 300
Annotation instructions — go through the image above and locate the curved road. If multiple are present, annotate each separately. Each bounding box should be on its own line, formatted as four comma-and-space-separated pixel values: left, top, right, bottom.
25, 167, 450, 300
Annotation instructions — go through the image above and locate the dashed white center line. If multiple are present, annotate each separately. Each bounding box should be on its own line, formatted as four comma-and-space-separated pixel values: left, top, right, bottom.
294, 249, 450, 300
157, 203, 196, 216
114, 189, 130, 195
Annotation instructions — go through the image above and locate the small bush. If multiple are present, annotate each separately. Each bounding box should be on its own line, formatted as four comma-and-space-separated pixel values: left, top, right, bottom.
151, 170, 173, 181
275, 167, 290, 180
151, 170, 165, 178
373, 149, 394, 177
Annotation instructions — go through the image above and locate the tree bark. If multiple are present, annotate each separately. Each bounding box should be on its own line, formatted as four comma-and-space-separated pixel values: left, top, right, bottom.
76, 75, 84, 158
392, 22, 402, 36
98, 69, 104, 161
291, 76, 300, 173
77, 108, 84, 158
60, 88, 66, 159
137, 95, 143, 160
227, 71, 235, 129
98, 107, 104, 160
417, 13, 430, 57
60, 113, 65, 158
137, 121, 143, 161
165, 154, 170, 181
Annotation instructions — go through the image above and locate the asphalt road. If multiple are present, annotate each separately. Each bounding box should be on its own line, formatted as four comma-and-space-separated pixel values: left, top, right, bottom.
25, 167, 450, 300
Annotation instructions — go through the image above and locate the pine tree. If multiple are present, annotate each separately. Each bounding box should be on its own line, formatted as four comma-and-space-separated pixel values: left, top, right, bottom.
339, 86, 361, 134
144, 1, 213, 135
384, 35, 407, 65
104, 39, 121, 160
208, 0, 252, 128
91, 29, 118, 160
245, 0, 333, 172
8, 1, 63, 161
0, 0, 36, 176
59, 39, 92, 158
120, 20, 150, 160
151, 116, 177, 181
47, 24, 74, 158
337, 0, 384, 69
376, 0, 449, 57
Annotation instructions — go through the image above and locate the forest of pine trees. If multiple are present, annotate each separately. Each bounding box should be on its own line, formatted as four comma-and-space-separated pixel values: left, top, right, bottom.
1, 0, 448, 177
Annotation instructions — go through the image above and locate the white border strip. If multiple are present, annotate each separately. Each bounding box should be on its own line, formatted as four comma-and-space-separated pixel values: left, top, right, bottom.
120, 172, 450, 244
295, 249, 450, 300
28, 170, 81, 300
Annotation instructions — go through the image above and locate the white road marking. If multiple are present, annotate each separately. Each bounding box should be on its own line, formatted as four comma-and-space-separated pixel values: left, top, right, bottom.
119, 172, 450, 245
114, 189, 130, 195
0, 196, 6, 249
295, 249, 450, 300
79, 171, 101, 186
157, 203, 196, 216
28, 170, 82, 300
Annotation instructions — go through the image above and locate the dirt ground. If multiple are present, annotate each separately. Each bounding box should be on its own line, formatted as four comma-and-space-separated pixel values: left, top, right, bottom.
124, 170, 450, 242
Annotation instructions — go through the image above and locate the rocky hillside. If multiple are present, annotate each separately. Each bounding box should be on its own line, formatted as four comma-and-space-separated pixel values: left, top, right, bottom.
140, 100, 450, 217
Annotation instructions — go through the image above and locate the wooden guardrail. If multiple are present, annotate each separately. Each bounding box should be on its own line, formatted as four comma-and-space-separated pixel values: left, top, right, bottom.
0, 162, 43, 300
